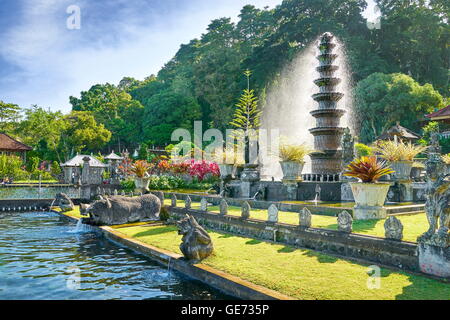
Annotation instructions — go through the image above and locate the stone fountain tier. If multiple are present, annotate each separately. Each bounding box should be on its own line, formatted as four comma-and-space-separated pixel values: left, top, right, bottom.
314, 77, 341, 87
309, 150, 344, 175
310, 109, 346, 127
316, 65, 339, 77
319, 41, 336, 54
312, 92, 344, 102
314, 77, 341, 93
309, 127, 346, 151
317, 53, 338, 66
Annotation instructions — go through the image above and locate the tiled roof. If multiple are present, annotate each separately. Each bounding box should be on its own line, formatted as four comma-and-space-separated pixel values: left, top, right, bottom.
425, 105, 450, 119
61, 155, 107, 167
0, 133, 32, 152
377, 123, 421, 140
104, 151, 123, 160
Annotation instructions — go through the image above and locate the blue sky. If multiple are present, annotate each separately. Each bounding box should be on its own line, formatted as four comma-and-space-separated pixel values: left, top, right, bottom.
0, 0, 378, 113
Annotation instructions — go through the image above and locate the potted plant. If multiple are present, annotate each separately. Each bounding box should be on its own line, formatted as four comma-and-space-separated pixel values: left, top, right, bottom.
374, 141, 427, 181
279, 143, 312, 181
213, 148, 238, 179
411, 161, 425, 179
131, 160, 151, 191
442, 154, 450, 174
344, 156, 394, 220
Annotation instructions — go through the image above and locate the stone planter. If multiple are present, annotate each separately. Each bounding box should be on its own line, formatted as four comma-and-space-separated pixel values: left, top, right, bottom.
218, 164, 234, 179
134, 177, 150, 192
350, 182, 390, 220
389, 160, 413, 181
234, 165, 244, 179
280, 161, 304, 181
410, 167, 423, 180
446, 164, 450, 175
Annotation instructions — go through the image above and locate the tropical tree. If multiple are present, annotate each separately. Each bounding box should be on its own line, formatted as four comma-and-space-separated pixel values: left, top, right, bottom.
354, 72, 444, 143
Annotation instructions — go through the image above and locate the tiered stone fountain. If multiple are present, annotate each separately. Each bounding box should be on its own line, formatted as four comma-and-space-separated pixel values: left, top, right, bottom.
309, 32, 346, 175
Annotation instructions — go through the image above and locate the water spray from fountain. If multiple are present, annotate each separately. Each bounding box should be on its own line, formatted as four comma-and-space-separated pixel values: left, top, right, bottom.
260, 33, 355, 180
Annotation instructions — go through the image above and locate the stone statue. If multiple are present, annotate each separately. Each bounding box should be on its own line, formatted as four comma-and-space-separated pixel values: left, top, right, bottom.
152, 191, 165, 206
429, 132, 441, 154
299, 207, 312, 228
176, 214, 213, 262
219, 199, 228, 215
171, 194, 177, 207
200, 197, 208, 211
384, 216, 403, 241
341, 127, 355, 164
241, 201, 251, 219
337, 211, 353, 233
80, 194, 161, 226
418, 153, 450, 247
54, 193, 74, 212
255, 185, 267, 201
185, 196, 192, 209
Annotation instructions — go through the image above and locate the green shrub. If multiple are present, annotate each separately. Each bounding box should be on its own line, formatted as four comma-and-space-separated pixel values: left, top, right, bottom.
148, 175, 185, 190
159, 206, 170, 221
0, 154, 28, 180
120, 179, 136, 192
355, 143, 373, 157
50, 161, 61, 176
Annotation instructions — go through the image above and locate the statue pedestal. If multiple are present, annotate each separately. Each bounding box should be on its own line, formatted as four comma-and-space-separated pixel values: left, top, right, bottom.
353, 206, 387, 220
282, 180, 298, 201
240, 164, 260, 199
418, 243, 450, 278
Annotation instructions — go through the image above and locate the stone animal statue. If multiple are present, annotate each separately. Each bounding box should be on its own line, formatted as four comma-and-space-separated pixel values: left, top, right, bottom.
54, 193, 74, 212
80, 194, 161, 226
418, 153, 450, 247
176, 214, 213, 262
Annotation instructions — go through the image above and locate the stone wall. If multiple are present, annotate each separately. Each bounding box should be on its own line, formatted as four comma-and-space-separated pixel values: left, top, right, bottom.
165, 192, 424, 217
0, 185, 81, 200
168, 206, 422, 275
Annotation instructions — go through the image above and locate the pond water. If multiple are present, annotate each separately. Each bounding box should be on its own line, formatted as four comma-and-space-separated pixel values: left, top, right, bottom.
0, 212, 233, 300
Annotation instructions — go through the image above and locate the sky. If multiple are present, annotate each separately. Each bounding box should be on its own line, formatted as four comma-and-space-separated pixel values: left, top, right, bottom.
0, 0, 379, 113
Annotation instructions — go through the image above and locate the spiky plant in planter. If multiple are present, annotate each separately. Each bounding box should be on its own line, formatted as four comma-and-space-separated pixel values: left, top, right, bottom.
344, 156, 394, 220
279, 143, 313, 181
374, 141, 428, 180
131, 160, 152, 191
344, 156, 394, 183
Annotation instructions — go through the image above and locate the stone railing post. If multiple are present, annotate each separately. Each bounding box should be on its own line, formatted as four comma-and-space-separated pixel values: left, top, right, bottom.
299, 207, 312, 228
200, 197, 208, 212
171, 194, 177, 207
337, 210, 353, 233
241, 201, 250, 220
219, 199, 228, 215
267, 204, 278, 223
384, 216, 403, 241
185, 196, 192, 209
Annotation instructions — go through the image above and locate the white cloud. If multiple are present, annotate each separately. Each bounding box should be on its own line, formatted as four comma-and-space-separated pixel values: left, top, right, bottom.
0, 0, 281, 112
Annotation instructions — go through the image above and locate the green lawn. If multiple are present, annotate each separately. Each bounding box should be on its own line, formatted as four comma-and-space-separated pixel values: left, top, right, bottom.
163, 199, 427, 243
117, 224, 450, 300
14, 180, 59, 184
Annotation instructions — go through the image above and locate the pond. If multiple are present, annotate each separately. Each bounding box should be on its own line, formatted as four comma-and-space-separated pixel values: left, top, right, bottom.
0, 212, 233, 300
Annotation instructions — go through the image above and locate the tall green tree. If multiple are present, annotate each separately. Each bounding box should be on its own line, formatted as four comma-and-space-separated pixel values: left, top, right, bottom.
0, 100, 21, 133
70, 83, 144, 148
230, 71, 262, 141
355, 72, 444, 143
60, 111, 112, 157
142, 91, 201, 146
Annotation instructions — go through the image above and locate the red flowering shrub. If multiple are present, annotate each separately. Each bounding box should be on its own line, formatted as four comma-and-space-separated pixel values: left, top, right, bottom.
187, 160, 220, 181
